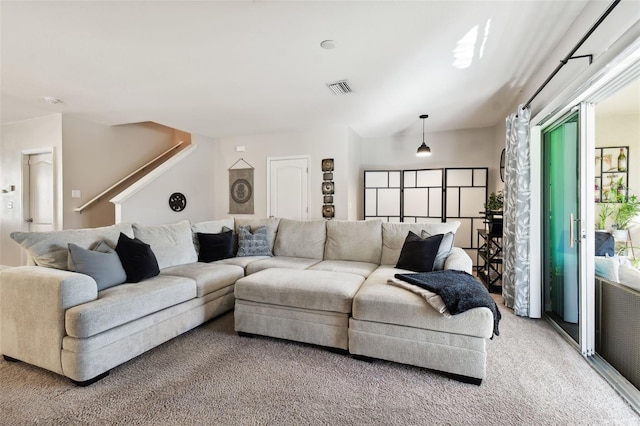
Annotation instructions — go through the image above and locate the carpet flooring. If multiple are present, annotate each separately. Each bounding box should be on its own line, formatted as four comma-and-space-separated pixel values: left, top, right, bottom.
1, 301, 639, 425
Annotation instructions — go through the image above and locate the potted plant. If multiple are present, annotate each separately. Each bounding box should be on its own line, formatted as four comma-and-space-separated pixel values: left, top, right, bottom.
612, 194, 640, 240
484, 190, 504, 235
596, 202, 614, 231
485, 190, 504, 212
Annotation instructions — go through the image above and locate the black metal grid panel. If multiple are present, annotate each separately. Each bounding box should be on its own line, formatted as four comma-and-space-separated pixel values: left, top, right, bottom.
363, 170, 402, 222
363, 168, 488, 266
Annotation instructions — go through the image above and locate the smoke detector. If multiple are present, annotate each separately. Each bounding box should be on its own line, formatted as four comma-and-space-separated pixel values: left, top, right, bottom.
326, 80, 352, 95
43, 96, 62, 104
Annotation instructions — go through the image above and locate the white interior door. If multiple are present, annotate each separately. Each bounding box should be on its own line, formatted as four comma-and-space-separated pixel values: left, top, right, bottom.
268, 156, 309, 220
27, 152, 54, 232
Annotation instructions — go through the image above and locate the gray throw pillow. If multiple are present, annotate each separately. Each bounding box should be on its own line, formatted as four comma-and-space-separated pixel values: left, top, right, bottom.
68, 241, 127, 291
237, 226, 272, 257
422, 230, 455, 270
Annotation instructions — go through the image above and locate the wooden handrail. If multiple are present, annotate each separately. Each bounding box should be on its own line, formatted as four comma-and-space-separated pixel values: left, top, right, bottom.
74, 141, 185, 213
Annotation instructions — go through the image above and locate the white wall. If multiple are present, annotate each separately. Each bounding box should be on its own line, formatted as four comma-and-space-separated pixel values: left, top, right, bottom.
0, 114, 63, 266
596, 114, 640, 194
360, 126, 500, 198
115, 135, 217, 225
211, 126, 358, 221
347, 128, 363, 220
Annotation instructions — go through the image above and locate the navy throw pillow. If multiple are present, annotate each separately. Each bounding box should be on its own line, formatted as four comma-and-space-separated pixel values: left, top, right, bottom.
115, 232, 160, 283
594, 231, 615, 257
396, 231, 444, 273
197, 228, 234, 262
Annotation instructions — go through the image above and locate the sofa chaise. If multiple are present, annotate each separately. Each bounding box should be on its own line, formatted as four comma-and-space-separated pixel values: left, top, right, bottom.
1, 217, 496, 386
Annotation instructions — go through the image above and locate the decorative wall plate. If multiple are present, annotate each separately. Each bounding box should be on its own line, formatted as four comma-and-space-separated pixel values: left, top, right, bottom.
169, 192, 187, 212
322, 204, 335, 218
322, 181, 335, 195
323, 195, 333, 204
500, 149, 506, 182
321, 158, 334, 172
231, 178, 252, 204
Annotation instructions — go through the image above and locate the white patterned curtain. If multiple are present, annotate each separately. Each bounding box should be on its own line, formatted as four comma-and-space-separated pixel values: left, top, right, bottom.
502, 105, 531, 316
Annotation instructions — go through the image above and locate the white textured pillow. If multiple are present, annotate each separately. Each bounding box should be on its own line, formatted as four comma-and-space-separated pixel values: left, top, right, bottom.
594, 256, 619, 283
10, 223, 134, 270
618, 263, 640, 292
132, 220, 196, 269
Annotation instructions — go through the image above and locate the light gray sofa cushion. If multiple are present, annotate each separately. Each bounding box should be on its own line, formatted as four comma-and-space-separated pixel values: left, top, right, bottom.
324, 219, 383, 264
308, 260, 378, 278
352, 266, 493, 338
132, 220, 197, 269
161, 263, 244, 297
245, 256, 321, 275
380, 221, 461, 266
10, 223, 134, 270
235, 217, 280, 251
65, 274, 197, 339
68, 241, 126, 291
235, 268, 364, 314
273, 219, 326, 259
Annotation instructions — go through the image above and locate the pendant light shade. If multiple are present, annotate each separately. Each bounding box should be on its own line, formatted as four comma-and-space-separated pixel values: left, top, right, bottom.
416, 114, 432, 157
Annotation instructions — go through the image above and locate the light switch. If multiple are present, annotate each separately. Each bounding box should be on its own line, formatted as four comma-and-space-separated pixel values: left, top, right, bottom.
236, 145, 246, 152
7, 201, 13, 209
72, 190, 82, 198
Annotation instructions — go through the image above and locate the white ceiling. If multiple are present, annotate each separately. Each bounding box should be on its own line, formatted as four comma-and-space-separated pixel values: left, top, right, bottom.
1, 1, 594, 139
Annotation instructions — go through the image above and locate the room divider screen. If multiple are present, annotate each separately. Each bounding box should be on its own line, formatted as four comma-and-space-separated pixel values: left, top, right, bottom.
364, 167, 488, 265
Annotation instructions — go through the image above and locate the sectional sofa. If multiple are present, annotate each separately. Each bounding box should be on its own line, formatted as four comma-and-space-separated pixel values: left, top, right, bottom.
0, 217, 495, 386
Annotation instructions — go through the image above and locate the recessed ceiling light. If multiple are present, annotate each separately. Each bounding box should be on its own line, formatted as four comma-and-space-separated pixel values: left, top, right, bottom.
43, 96, 62, 104
320, 40, 336, 50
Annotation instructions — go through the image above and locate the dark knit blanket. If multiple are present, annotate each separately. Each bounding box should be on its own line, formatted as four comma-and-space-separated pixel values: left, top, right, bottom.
394, 270, 501, 338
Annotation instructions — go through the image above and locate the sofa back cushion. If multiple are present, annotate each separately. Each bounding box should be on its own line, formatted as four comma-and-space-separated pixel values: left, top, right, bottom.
380, 221, 461, 266
324, 219, 382, 264
273, 219, 326, 259
132, 220, 196, 269
235, 217, 280, 251
10, 223, 134, 270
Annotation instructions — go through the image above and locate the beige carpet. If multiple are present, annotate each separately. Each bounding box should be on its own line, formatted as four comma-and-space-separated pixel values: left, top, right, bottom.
1, 302, 638, 425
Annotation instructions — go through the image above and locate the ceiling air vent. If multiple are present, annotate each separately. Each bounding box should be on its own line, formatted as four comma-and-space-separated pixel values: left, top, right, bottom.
326, 80, 353, 95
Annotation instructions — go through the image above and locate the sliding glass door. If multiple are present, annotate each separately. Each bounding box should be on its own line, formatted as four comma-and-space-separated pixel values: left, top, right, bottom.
542, 104, 595, 355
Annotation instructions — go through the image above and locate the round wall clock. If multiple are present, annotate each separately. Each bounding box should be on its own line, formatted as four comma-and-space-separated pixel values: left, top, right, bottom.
500, 149, 506, 182
169, 192, 187, 212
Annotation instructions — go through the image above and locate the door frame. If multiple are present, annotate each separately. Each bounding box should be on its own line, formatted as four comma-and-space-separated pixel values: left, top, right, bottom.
266, 155, 310, 219
21, 147, 58, 231
20, 147, 58, 265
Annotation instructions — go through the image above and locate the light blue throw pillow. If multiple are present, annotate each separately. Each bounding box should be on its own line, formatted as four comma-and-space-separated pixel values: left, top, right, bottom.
237, 226, 272, 257
422, 230, 455, 270
68, 240, 127, 291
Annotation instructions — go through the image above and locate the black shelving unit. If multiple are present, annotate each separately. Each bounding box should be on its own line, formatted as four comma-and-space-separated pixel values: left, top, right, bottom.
477, 229, 502, 293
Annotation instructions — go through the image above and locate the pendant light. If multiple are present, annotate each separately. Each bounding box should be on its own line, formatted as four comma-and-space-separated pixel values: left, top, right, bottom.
416, 114, 432, 157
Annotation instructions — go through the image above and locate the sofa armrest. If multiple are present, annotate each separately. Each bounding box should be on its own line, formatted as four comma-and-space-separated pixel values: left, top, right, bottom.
444, 247, 473, 274
0, 266, 98, 375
